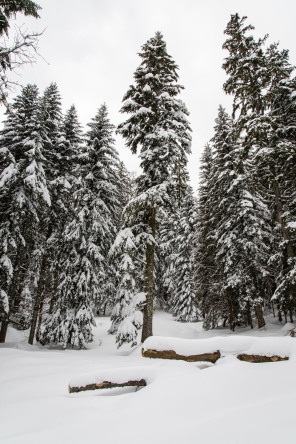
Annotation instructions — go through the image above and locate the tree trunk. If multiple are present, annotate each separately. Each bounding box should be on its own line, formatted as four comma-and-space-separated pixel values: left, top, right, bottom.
0, 319, 9, 343
141, 207, 156, 343
254, 304, 266, 329
272, 302, 275, 318
28, 255, 48, 345
246, 301, 253, 329
227, 288, 235, 331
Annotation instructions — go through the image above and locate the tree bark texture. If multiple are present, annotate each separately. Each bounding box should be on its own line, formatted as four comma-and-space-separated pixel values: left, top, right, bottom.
28, 255, 48, 345
69, 379, 147, 393
237, 353, 288, 363
0, 319, 8, 343
254, 304, 266, 329
141, 207, 156, 343
142, 348, 221, 363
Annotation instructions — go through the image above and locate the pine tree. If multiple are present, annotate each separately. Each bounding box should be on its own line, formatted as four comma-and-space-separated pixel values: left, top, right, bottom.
118, 32, 192, 342
194, 144, 221, 328
170, 188, 199, 322
39, 104, 120, 347
109, 228, 145, 347
28, 83, 64, 344
222, 14, 296, 323
156, 159, 191, 310
265, 51, 296, 317
62, 105, 83, 147
0, 84, 50, 342
85, 104, 121, 313
213, 106, 272, 329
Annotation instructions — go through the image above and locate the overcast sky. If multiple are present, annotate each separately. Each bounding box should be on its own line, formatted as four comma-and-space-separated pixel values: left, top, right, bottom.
6, 0, 296, 191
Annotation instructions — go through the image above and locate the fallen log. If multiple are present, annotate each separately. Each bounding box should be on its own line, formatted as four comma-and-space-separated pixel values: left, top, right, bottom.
237, 353, 289, 363
142, 348, 221, 363
69, 379, 147, 393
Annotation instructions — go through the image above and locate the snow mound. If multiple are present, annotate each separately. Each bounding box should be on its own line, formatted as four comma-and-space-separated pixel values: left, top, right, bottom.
69, 366, 157, 388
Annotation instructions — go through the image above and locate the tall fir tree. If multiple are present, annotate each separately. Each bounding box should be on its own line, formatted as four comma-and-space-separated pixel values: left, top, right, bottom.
194, 144, 221, 329
118, 32, 192, 342
0, 84, 50, 342
222, 13, 296, 323
28, 82, 64, 344
212, 106, 272, 329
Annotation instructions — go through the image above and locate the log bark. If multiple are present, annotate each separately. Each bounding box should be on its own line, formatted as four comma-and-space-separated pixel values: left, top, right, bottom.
69, 379, 147, 393
237, 353, 289, 363
142, 348, 221, 363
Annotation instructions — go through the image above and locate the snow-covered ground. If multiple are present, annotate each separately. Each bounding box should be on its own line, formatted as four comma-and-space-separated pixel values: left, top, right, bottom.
1, 311, 296, 444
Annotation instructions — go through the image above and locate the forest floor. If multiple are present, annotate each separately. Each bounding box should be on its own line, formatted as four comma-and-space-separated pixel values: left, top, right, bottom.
1, 311, 296, 443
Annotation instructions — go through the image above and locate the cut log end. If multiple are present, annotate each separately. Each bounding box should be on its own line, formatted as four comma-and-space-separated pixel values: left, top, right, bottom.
237, 353, 289, 363
69, 379, 147, 393
142, 348, 221, 363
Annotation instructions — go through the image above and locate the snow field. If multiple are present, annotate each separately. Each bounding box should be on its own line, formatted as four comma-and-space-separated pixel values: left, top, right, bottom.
1, 312, 296, 444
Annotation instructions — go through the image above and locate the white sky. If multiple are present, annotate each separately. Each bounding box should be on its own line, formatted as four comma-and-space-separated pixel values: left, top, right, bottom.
4, 0, 296, 191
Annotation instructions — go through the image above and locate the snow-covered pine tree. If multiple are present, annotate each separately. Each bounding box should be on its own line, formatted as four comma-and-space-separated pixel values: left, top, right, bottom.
211, 106, 272, 329
170, 188, 199, 322
116, 161, 135, 229
109, 228, 145, 347
85, 104, 121, 313
32, 104, 84, 344
62, 104, 83, 147
155, 157, 191, 310
28, 83, 65, 344
0, 84, 50, 342
222, 14, 296, 323
194, 144, 221, 329
264, 47, 296, 318
118, 32, 192, 342
39, 104, 120, 348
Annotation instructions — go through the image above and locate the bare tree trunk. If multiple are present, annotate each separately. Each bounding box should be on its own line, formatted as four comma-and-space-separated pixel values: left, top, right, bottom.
272, 302, 275, 318
254, 304, 266, 329
28, 255, 48, 345
35, 300, 45, 343
141, 208, 156, 343
0, 319, 9, 343
246, 302, 253, 329
278, 309, 282, 322
227, 288, 235, 332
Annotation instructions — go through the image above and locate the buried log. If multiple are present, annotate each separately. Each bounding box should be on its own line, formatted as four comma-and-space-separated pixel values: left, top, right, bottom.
142, 348, 221, 363
69, 379, 147, 393
237, 353, 289, 363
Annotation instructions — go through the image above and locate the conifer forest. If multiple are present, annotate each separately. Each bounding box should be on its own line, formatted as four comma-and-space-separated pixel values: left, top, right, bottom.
1, 2, 296, 443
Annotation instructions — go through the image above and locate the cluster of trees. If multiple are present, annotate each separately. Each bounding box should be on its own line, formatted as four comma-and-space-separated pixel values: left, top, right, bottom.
196, 14, 296, 330
0, 8, 295, 349
0, 81, 128, 346
0, 31, 197, 348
